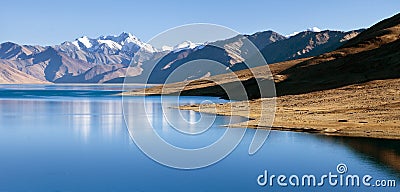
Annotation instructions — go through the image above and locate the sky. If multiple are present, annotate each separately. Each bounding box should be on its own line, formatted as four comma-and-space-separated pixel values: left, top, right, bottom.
1, 0, 399, 45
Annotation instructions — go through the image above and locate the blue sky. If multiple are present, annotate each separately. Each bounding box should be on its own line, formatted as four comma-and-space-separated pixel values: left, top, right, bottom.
1, 0, 399, 45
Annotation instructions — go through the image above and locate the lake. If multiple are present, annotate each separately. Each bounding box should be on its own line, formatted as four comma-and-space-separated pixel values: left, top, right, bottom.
0, 85, 398, 191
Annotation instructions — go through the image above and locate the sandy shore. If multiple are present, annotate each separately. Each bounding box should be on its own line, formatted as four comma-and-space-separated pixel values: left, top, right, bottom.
123, 15, 400, 139
123, 59, 400, 139
179, 78, 400, 139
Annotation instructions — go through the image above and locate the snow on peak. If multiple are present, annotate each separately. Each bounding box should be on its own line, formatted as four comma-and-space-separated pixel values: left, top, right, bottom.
69, 33, 205, 54
307, 27, 321, 32
174, 41, 198, 50
70, 32, 157, 53
76, 36, 93, 49
100, 32, 138, 43
97, 40, 122, 50
286, 27, 323, 37
161, 45, 173, 51
172, 41, 203, 53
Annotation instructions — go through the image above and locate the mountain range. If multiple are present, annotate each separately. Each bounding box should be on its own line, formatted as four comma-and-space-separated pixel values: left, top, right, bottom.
0, 28, 363, 84
146, 13, 400, 140
146, 12, 400, 99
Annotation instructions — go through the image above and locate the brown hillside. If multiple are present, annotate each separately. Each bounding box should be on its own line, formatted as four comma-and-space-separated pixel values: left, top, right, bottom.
0, 62, 49, 84
125, 13, 400, 139
276, 13, 400, 96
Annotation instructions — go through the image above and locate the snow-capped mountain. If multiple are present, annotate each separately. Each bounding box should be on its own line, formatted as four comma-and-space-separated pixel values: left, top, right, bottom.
307, 27, 322, 32
70, 32, 157, 53
54, 32, 161, 66
68, 33, 207, 55
172, 41, 204, 53
286, 27, 323, 37
71, 33, 157, 52
0, 29, 363, 84
159, 41, 205, 53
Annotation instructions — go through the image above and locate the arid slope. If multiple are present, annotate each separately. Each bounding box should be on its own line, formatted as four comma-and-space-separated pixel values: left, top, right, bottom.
0, 63, 49, 84
125, 13, 400, 139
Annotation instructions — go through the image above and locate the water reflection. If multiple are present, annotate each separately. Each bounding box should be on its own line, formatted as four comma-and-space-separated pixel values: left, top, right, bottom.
0, 85, 399, 191
1, 97, 399, 175
332, 137, 400, 176
123, 96, 240, 149
0, 98, 125, 143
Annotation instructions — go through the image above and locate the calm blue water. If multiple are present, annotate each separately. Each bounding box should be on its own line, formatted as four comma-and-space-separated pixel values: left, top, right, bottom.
0, 85, 398, 191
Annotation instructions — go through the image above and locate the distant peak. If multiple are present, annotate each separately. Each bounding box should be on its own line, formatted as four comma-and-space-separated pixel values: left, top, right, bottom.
0, 41, 19, 46
286, 27, 323, 37
173, 41, 196, 48
153, 41, 202, 53
99, 32, 138, 43
67, 32, 157, 53
120, 32, 134, 37
117, 32, 137, 40
76, 36, 93, 48
307, 27, 322, 32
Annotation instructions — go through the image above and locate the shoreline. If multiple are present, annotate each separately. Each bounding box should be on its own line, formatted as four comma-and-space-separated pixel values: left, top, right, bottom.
179, 78, 400, 140
180, 103, 400, 140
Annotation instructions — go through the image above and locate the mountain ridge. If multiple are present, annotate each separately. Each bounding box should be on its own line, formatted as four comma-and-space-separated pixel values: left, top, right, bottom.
126, 13, 400, 139
0, 29, 363, 84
